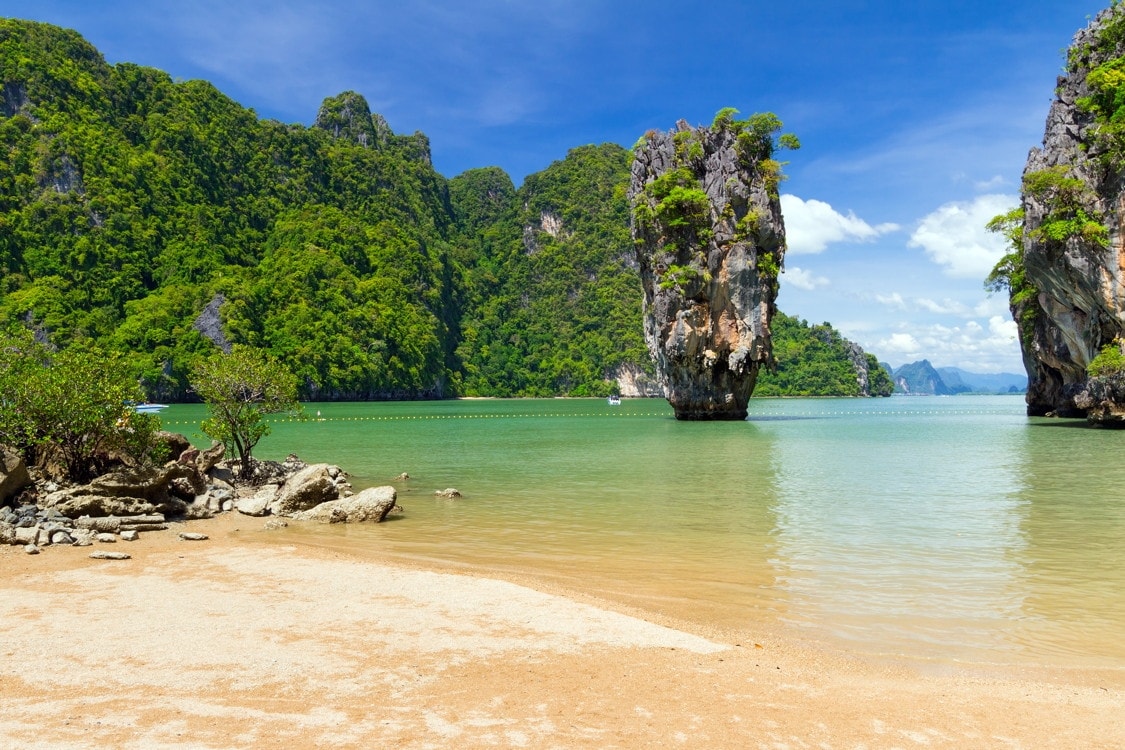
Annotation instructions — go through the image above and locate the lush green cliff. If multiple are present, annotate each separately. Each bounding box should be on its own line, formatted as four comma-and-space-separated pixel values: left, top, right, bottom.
0, 18, 888, 401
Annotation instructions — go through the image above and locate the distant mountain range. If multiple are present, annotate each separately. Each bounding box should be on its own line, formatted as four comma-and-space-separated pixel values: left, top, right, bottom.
879, 360, 1027, 395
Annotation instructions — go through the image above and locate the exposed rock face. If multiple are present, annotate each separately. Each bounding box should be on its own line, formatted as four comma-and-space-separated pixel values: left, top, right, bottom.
610, 363, 663, 398
1016, 5, 1125, 421
0, 446, 32, 504
629, 116, 789, 419
192, 294, 231, 354
314, 91, 382, 148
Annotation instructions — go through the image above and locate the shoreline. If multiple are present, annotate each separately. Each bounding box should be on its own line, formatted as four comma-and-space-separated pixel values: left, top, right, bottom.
2, 511, 1122, 748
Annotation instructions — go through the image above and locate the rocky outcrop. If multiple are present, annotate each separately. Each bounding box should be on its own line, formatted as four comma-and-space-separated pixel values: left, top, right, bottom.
610, 363, 662, 398
314, 91, 383, 148
269, 463, 350, 516
192, 294, 231, 354
1016, 5, 1125, 421
291, 486, 398, 524
629, 114, 791, 419
41, 462, 208, 517
2, 437, 408, 551
1072, 372, 1125, 424
0, 446, 32, 504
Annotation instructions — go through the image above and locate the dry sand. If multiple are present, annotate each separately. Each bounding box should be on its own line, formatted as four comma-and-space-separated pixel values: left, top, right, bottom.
1, 513, 1122, 749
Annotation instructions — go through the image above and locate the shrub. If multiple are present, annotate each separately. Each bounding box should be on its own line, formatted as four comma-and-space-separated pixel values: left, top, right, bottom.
1088, 340, 1125, 377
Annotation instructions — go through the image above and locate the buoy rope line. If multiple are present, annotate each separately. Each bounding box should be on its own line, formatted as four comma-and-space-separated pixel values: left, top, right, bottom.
159, 408, 1021, 427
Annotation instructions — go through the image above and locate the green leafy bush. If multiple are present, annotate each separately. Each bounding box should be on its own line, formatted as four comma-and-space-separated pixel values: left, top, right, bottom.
190, 345, 302, 479
0, 326, 164, 481
1088, 340, 1125, 377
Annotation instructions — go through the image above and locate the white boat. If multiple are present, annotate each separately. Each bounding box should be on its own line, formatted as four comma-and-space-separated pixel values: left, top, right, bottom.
607, 395, 621, 406
132, 403, 168, 414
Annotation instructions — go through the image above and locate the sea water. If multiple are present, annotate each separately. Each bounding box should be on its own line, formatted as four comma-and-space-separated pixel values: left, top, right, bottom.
162, 396, 1125, 670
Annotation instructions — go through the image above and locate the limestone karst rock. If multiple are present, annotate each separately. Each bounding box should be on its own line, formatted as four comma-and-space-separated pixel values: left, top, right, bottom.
1013, 4, 1125, 423
629, 113, 794, 419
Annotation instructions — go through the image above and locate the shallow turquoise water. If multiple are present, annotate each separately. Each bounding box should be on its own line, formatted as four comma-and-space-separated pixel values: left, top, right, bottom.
162, 396, 1125, 669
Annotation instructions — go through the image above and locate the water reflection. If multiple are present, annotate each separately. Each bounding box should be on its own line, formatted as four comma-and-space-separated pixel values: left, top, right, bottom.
162, 397, 1125, 667
764, 401, 1031, 663
1007, 419, 1125, 664
253, 400, 787, 629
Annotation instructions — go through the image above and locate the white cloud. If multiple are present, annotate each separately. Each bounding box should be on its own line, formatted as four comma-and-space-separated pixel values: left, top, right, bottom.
915, 297, 969, 315
974, 175, 1008, 191
875, 292, 906, 310
780, 194, 900, 255
908, 194, 1018, 278
870, 315, 1022, 372
782, 266, 829, 290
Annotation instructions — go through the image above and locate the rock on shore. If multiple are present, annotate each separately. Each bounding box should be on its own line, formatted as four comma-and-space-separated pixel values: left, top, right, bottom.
1, 439, 401, 553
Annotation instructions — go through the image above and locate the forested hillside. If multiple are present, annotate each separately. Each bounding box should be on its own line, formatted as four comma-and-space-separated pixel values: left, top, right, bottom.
0, 18, 888, 401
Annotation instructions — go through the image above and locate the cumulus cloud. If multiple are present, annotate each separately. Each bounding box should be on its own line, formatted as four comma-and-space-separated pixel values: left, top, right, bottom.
780, 195, 900, 255
782, 266, 829, 290
871, 315, 1021, 372
974, 175, 1008, 191
908, 194, 1018, 278
875, 292, 906, 310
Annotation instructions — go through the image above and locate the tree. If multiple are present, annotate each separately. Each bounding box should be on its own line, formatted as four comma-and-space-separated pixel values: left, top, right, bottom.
0, 326, 164, 481
190, 345, 301, 479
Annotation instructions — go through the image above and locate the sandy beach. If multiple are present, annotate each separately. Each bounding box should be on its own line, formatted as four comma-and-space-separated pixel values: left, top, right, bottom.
1, 512, 1122, 750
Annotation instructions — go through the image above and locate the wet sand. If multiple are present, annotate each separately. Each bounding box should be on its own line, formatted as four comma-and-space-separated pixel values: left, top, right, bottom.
1, 513, 1122, 749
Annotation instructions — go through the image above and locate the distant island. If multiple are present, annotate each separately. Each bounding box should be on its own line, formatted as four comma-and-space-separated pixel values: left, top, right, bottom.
882, 360, 1027, 396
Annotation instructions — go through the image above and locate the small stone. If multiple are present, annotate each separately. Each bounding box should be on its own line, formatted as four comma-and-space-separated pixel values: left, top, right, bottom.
120, 530, 140, 541
263, 519, 288, 530
178, 532, 208, 541
89, 551, 131, 560
393, 472, 410, 481
96, 533, 117, 543
24, 543, 39, 555
434, 488, 462, 499
50, 530, 75, 545
71, 529, 96, 546
221, 499, 233, 512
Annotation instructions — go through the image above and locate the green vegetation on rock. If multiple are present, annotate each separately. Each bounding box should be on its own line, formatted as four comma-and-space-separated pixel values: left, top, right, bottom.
755, 313, 891, 397
1088, 339, 1125, 376
0, 20, 889, 402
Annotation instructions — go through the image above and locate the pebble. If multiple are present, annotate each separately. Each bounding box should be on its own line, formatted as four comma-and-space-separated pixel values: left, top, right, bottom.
89, 551, 131, 560
95, 533, 117, 543
179, 532, 209, 541
24, 544, 39, 555
120, 530, 140, 541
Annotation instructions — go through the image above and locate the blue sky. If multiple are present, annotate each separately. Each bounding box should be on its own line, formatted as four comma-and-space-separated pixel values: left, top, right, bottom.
1, 0, 1112, 373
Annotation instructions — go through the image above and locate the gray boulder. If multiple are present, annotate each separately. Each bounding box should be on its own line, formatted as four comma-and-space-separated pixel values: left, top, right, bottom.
50, 529, 74, 545
235, 485, 277, 517
44, 492, 158, 519
41, 463, 203, 518
292, 486, 398, 524
0, 446, 31, 504
271, 464, 340, 516
71, 529, 96, 546
196, 441, 227, 474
